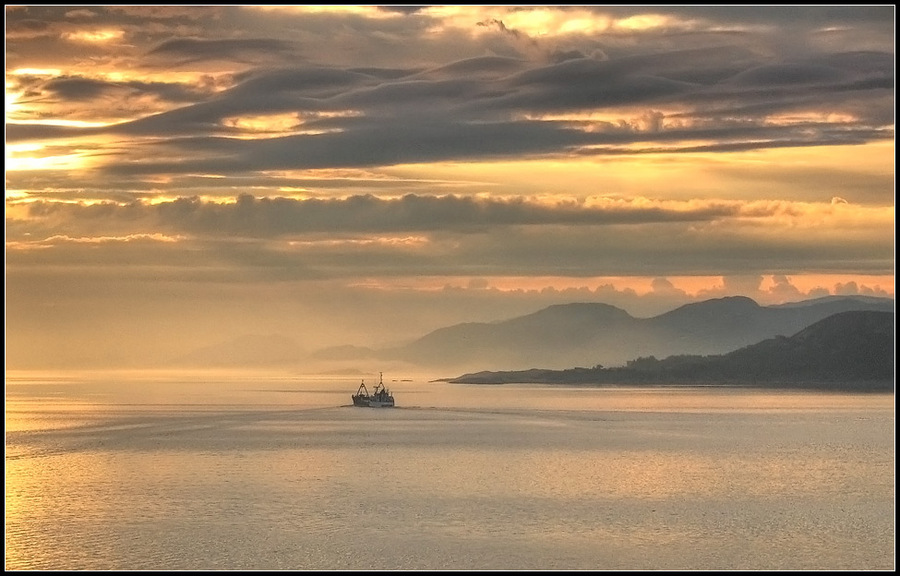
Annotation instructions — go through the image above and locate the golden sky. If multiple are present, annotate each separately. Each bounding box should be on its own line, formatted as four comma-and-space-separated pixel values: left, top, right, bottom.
5, 6, 895, 369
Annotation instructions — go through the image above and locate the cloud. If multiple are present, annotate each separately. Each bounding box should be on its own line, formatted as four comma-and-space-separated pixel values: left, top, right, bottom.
7, 43, 892, 176
39, 75, 210, 104
410, 55, 529, 80
64, 8, 99, 19
8, 195, 892, 284
145, 37, 298, 66
12, 194, 743, 239
4, 17, 54, 39
725, 63, 847, 87
767, 274, 803, 300
649, 277, 688, 298
721, 275, 764, 294
41, 76, 111, 100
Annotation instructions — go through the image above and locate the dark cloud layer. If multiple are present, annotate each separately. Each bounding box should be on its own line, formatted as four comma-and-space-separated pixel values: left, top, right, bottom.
8, 195, 893, 285
8, 46, 893, 178
8, 193, 892, 283
6, 5, 894, 205
41, 75, 210, 102
145, 37, 297, 65
13, 194, 743, 239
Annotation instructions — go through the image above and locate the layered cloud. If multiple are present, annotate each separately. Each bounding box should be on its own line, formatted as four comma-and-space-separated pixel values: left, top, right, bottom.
8, 194, 893, 280
7, 7, 894, 156
5, 5, 894, 368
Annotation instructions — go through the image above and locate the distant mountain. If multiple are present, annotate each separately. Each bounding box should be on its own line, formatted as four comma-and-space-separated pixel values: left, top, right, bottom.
172, 333, 304, 367
767, 295, 895, 308
385, 302, 636, 370
310, 344, 379, 361
377, 295, 894, 371
444, 310, 895, 392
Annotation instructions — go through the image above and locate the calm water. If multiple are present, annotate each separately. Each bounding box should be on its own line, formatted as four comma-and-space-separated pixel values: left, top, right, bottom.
5, 370, 895, 570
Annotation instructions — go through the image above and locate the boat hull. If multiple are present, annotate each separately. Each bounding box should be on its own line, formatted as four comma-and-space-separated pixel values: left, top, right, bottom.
351, 395, 394, 408
366, 398, 394, 408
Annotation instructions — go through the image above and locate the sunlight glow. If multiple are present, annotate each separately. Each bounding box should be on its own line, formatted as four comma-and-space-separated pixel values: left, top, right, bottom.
43, 233, 185, 245
221, 110, 360, 138
4, 190, 30, 204
428, 6, 614, 38
613, 14, 674, 32
9, 118, 112, 128
439, 7, 698, 38
766, 111, 859, 125
6, 233, 189, 253
558, 17, 612, 35
5, 144, 94, 172
520, 108, 687, 133
381, 140, 895, 204
223, 113, 300, 134
63, 29, 125, 43
10, 68, 63, 76
5, 87, 23, 118
250, 5, 397, 18
347, 274, 894, 301
501, 8, 558, 36
286, 236, 430, 249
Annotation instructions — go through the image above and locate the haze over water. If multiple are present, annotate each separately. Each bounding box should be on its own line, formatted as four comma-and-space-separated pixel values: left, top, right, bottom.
5, 370, 895, 570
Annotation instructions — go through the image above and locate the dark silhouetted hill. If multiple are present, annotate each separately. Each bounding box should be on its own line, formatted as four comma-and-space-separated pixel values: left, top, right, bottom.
444, 310, 894, 392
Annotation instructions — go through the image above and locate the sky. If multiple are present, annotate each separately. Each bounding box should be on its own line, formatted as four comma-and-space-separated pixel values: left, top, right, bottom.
5, 5, 895, 370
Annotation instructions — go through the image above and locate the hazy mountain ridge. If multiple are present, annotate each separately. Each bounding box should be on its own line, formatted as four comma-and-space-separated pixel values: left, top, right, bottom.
377, 295, 895, 371
385, 302, 638, 369
443, 310, 895, 391
767, 295, 894, 308
172, 333, 305, 367
174, 295, 893, 372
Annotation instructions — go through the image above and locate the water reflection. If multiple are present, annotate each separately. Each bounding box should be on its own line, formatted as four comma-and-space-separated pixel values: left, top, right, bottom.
5, 372, 894, 570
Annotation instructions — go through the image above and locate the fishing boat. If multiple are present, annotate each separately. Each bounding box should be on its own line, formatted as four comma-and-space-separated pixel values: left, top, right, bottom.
351, 372, 395, 407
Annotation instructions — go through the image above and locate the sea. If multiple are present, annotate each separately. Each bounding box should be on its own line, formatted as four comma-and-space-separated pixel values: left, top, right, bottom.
4, 369, 895, 571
